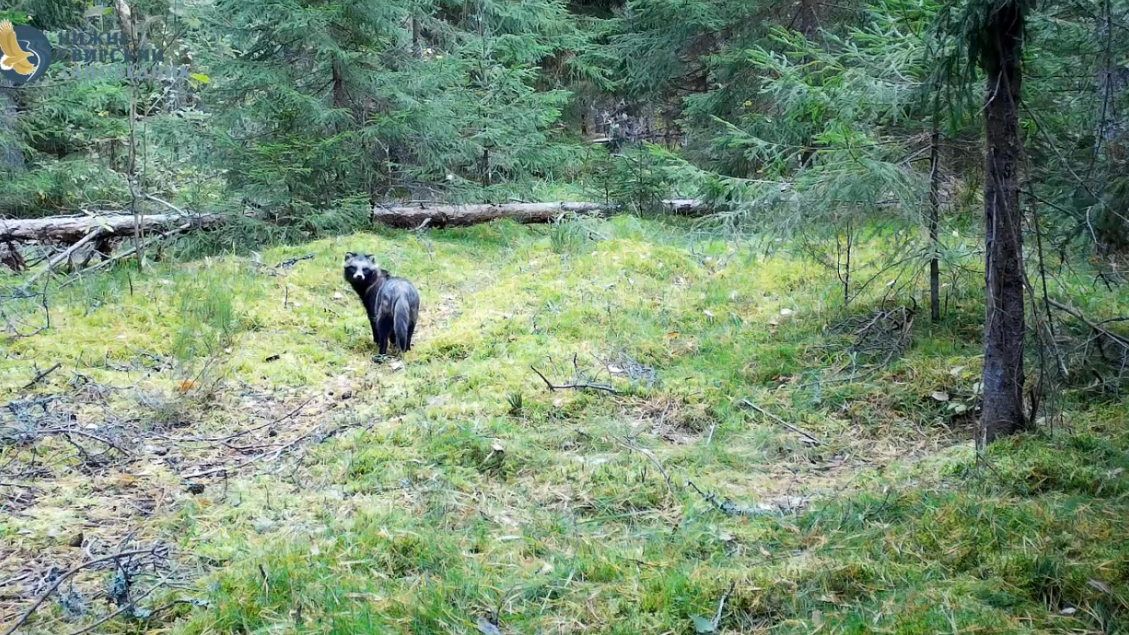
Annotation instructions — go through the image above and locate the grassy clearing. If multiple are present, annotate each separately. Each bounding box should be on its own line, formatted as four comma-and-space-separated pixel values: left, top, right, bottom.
1, 216, 1127, 634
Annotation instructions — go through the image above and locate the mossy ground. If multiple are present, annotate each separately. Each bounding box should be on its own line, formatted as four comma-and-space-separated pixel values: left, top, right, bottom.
1, 216, 1127, 634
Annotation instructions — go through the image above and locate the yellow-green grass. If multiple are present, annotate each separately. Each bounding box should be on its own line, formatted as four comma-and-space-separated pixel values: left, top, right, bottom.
0, 216, 1126, 635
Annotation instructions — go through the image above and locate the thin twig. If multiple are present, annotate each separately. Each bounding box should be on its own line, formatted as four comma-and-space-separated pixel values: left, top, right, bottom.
274, 254, 314, 268
2, 548, 161, 635
1047, 298, 1129, 350
739, 399, 824, 446
614, 436, 675, 497
156, 397, 315, 444
711, 581, 735, 631
140, 193, 189, 216
22, 363, 61, 389
39, 427, 132, 457
21, 229, 104, 290
530, 366, 620, 394
60, 576, 172, 635
180, 418, 352, 480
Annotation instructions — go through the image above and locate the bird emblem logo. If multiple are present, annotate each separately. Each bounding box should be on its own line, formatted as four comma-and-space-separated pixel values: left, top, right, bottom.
0, 20, 52, 87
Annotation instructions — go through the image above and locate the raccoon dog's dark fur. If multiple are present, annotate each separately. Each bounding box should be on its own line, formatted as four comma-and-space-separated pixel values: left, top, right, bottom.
343, 252, 420, 355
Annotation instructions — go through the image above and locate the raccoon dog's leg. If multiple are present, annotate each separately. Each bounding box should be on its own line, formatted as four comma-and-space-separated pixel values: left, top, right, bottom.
368, 317, 381, 346
393, 297, 411, 353
376, 315, 394, 355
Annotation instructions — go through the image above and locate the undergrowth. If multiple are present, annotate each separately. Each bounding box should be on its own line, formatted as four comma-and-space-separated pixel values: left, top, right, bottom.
1, 216, 1127, 635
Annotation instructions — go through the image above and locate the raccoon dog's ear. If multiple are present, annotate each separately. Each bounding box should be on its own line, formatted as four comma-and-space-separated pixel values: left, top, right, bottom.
344, 251, 356, 259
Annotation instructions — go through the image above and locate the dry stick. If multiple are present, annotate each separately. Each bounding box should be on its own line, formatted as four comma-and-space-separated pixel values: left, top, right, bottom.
274, 254, 314, 268
60, 574, 173, 635
38, 427, 132, 457
180, 419, 338, 480
22, 363, 61, 389
740, 399, 824, 446
140, 193, 188, 216
157, 397, 315, 444
59, 225, 188, 287
1047, 298, 1129, 350
711, 581, 735, 631
530, 366, 620, 394
685, 479, 733, 515
20, 229, 104, 290
613, 436, 675, 497
1, 548, 159, 635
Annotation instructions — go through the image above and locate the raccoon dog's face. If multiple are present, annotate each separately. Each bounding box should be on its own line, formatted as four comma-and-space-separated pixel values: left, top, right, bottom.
343, 252, 379, 283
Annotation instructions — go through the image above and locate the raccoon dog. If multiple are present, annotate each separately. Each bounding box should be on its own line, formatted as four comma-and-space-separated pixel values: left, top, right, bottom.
343, 252, 420, 355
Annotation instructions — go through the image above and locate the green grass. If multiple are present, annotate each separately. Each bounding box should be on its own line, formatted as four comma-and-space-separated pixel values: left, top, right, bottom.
1, 216, 1127, 635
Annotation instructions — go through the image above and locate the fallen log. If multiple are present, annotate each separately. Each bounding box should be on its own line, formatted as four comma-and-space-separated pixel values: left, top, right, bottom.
371, 201, 608, 229
0, 213, 219, 242
371, 199, 710, 229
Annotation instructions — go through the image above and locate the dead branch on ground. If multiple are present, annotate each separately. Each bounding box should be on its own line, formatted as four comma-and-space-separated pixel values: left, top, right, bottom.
1, 544, 169, 635
531, 353, 621, 394
739, 399, 824, 446
22, 363, 61, 389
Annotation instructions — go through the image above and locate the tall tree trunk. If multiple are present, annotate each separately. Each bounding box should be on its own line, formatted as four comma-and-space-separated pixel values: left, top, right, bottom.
798, 0, 817, 37
115, 0, 143, 271
412, 16, 422, 59
796, 0, 817, 169
0, 88, 24, 174
980, 0, 1028, 443
332, 59, 347, 109
928, 93, 942, 323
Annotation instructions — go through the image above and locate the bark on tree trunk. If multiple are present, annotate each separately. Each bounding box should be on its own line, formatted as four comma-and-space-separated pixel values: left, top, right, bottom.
332, 59, 347, 109
980, 0, 1028, 444
798, 0, 817, 37
412, 16, 422, 59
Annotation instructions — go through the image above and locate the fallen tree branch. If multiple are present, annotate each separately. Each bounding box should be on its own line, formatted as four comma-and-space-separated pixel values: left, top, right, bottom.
59, 223, 191, 286
22, 363, 61, 389
39, 427, 133, 458
20, 230, 105, 289
1, 547, 164, 635
530, 365, 620, 394
739, 399, 824, 446
1048, 298, 1129, 351
180, 416, 348, 481
156, 396, 315, 444
275, 254, 315, 269
711, 581, 735, 632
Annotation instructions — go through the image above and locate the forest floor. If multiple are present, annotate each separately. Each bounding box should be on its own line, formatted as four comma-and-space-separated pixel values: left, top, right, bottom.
1, 216, 1127, 635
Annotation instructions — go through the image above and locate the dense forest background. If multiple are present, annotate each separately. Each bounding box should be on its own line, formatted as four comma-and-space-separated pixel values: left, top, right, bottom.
4, 0, 1125, 248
